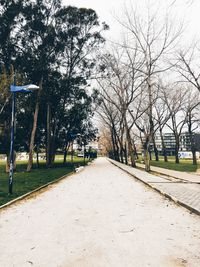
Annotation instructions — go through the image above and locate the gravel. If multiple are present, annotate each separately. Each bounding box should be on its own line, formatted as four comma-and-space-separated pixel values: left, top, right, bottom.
0, 157, 200, 267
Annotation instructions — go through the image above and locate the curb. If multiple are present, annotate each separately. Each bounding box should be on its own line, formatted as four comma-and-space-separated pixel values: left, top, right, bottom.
109, 159, 200, 217
138, 163, 200, 184
0, 170, 76, 211
149, 169, 199, 184
0, 160, 93, 211
148, 182, 200, 216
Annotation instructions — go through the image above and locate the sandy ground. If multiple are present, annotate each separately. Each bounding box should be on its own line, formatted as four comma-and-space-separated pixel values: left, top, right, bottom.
0, 157, 200, 267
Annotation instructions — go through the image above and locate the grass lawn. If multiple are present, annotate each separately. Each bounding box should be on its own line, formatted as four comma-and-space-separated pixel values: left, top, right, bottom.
0, 156, 90, 206
149, 159, 198, 172
136, 155, 199, 172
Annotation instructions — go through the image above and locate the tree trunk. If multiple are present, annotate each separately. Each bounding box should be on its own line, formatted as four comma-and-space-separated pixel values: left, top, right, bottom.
129, 142, 136, 167
127, 135, 136, 167
134, 144, 138, 159
144, 146, 150, 172
125, 122, 136, 167
36, 149, 39, 168
163, 151, 168, 162
71, 141, 74, 163
120, 147, 124, 163
110, 129, 116, 160
6, 155, 9, 173
111, 126, 120, 161
152, 136, 159, 161
113, 130, 120, 161
27, 80, 42, 172
83, 144, 86, 165
116, 133, 124, 163
143, 136, 150, 172
160, 128, 168, 162
188, 111, 197, 165
175, 151, 179, 164
50, 133, 57, 165
63, 143, 70, 164
6, 151, 16, 173
149, 148, 152, 161
52, 120, 58, 164
175, 136, 180, 164
192, 149, 197, 165
63, 149, 67, 164
46, 102, 52, 167
147, 76, 153, 170
124, 142, 128, 165
191, 137, 197, 165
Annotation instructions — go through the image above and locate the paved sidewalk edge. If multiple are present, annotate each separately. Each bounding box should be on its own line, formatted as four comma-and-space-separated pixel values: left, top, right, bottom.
0, 160, 96, 211
0, 170, 77, 211
142, 165, 200, 184
109, 159, 200, 216
135, 163, 200, 184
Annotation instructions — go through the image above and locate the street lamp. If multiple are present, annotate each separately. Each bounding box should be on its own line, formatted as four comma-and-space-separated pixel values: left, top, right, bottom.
8, 76, 39, 194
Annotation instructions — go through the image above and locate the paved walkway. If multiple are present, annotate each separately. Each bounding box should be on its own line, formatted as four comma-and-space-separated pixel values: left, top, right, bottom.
137, 162, 200, 183
109, 159, 200, 215
1, 157, 200, 267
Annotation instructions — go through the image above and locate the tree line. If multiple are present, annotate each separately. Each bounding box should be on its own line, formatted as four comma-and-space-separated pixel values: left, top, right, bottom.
97, 2, 200, 171
0, 0, 108, 171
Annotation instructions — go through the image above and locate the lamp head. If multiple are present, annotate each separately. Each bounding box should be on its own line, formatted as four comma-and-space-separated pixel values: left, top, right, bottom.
11, 84, 39, 93
25, 84, 40, 91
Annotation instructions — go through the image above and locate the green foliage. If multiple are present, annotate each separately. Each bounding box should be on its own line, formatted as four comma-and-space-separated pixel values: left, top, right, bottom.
0, 0, 108, 164
0, 0, 23, 68
150, 159, 198, 172
136, 155, 199, 172
0, 156, 90, 206
0, 65, 13, 153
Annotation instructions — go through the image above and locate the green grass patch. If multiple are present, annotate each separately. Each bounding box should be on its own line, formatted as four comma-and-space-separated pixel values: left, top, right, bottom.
136, 155, 199, 172
0, 156, 90, 206
150, 159, 198, 172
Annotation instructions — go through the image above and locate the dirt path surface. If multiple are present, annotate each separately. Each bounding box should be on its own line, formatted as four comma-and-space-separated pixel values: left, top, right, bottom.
0, 157, 200, 267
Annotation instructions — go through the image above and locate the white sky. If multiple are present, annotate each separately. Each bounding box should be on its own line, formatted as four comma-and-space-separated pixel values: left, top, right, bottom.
62, 0, 200, 44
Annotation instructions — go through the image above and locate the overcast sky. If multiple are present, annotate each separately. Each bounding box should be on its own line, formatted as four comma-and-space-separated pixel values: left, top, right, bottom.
62, 0, 200, 44
61, 0, 200, 129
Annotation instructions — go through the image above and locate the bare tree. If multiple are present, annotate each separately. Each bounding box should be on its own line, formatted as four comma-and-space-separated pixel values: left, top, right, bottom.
184, 88, 200, 165
97, 47, 144, 167
154, 91, 171, 162
97, 95, 122, 162
98, 125, 114, 156
116, 3, 182, 171
176, 45, 200, 92
163, 85, 188, 163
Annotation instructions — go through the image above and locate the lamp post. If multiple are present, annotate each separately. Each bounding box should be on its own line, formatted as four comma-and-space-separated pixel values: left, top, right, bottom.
8, 77, 39, 194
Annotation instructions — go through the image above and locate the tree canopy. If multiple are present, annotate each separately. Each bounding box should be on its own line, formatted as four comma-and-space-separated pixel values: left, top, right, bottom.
0, 0, 108, 168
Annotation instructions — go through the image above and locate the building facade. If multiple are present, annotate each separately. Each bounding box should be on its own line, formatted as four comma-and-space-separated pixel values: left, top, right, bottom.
154, 132, 200, 156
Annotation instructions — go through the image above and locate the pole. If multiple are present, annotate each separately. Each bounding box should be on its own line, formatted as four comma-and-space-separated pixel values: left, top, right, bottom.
84, 144, 86, 165
71, 140, 74, 163
8, 74, 16, 194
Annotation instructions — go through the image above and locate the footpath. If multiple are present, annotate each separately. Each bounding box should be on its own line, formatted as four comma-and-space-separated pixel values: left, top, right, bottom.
109, 159, 200, 216
137, 163, 200, 183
